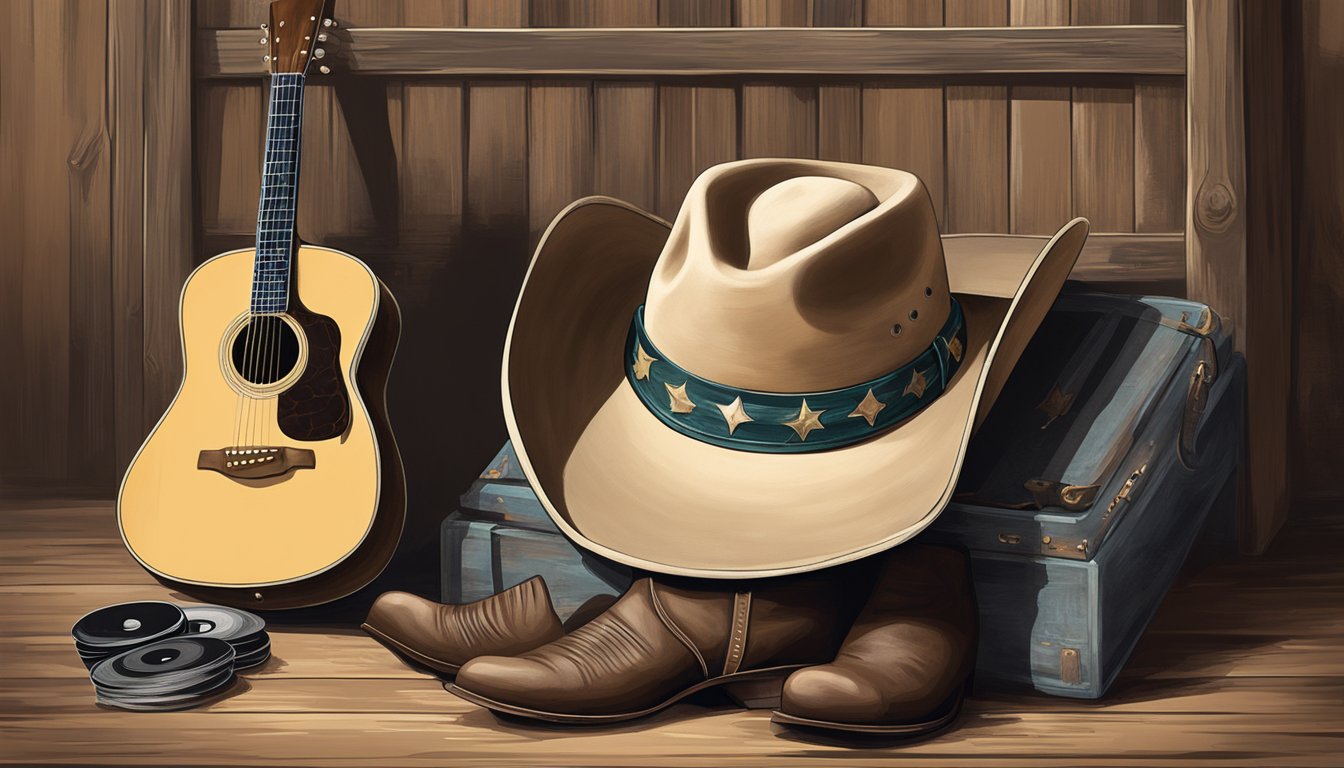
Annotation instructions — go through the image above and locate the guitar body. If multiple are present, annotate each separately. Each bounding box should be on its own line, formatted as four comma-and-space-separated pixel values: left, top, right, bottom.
118, 246, 405, 610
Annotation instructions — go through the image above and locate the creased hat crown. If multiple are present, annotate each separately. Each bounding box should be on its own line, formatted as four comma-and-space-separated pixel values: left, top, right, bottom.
645, 159, 953, 393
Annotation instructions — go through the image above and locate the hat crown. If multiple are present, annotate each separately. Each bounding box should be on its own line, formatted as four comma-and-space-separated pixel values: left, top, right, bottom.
745, 176, 879, 270
646, 159, 952, 393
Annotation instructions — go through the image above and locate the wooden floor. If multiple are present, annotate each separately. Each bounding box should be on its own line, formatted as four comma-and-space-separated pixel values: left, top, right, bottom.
1, 497, 1341, 767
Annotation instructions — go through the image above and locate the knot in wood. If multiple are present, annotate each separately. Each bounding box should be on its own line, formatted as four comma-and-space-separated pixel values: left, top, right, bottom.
1196, 180, 1237, 233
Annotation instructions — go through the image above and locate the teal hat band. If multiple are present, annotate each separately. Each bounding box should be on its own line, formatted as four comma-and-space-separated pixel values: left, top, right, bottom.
625, 299, 967, 453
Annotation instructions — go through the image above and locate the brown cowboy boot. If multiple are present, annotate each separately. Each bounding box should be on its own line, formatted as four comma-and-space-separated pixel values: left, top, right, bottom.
362, 576, 570, 676
772, 544, 977, 735
448, 571, 851, 723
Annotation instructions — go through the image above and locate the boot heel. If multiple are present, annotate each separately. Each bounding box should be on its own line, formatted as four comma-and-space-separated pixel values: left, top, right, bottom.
721, 672, 788, 709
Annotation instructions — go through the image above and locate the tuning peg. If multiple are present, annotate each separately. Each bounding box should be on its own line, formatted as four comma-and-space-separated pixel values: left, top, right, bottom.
261, 22, 268, 29
323, 18, 337, 27
319, 65, 331, 74
259, 36, 268, 45
313, 48, 325, 59
263, 55, 271, 62
317, 32, 328, 42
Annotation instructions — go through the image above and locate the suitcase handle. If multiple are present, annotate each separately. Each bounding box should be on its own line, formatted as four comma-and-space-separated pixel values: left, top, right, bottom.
1179, 336, 1220, 468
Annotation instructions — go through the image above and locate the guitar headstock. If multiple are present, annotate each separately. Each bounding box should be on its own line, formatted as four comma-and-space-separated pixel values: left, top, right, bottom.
262, 0, 336, 75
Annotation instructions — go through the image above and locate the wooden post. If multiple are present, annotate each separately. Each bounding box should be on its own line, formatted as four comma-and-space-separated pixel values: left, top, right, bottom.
107, 0, 194, 479
1187, 0, 1285, 553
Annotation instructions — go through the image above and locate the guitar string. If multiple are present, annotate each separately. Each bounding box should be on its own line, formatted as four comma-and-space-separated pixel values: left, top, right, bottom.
262, 76, 303, 449
246, 75, 294, 449
273, 76, 302, 449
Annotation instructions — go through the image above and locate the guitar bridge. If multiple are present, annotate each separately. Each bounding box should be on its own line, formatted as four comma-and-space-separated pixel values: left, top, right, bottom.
197, 447, 316, 480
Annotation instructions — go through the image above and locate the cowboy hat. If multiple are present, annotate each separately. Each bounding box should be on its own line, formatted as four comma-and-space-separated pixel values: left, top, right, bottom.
503, 159, 1087, 578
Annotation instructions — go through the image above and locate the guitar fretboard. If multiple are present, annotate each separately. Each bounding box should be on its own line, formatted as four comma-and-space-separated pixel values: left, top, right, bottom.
251, 73, 306, 314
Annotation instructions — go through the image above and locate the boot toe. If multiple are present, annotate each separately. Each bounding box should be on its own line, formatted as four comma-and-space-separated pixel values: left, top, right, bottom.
456, 655, 552, 707
781, 664, 886, 724
363, 592, 441, 652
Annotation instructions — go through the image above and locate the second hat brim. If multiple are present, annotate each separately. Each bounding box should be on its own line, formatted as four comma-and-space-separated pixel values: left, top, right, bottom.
503, 197, 1087, 578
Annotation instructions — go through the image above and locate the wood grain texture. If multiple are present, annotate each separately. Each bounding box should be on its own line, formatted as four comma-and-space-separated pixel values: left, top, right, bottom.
1009, 0, 1070, 235
1072, 1, 1134, 233
657, 85, 737, 220
739, 1, 818, 163
4, 498, 1343, 766
1134, 79, 1186, 232
528, 83, 593, 238
655, 1, 734, 220
198, 26, 1189, 77
946, 85, 1008, 233
141, 0, 195, 423
108, 0, 147, 473
863, 86, 945, 225
1291, 0, 1344, 502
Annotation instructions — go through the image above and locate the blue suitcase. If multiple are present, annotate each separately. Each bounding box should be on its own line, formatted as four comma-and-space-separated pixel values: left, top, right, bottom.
441, 291, 1243, 696
440, 444, 630, 621
925, 290, 1243, 698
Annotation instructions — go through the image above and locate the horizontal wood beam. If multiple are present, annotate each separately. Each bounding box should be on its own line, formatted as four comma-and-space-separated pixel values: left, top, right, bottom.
943, 233, 1186, 293
197, 26, 1186, 78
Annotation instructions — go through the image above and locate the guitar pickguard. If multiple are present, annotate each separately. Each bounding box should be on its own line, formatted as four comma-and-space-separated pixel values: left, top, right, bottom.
278, 300, 352, 441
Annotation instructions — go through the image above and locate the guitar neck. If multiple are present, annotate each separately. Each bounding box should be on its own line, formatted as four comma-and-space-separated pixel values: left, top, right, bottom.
252, 72, 307, 314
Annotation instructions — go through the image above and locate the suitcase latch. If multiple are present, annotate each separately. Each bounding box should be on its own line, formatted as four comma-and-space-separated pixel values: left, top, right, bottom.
1179, 351, 1218, 467
1106, 463, 1148, 516
1024, 479, 1101, 511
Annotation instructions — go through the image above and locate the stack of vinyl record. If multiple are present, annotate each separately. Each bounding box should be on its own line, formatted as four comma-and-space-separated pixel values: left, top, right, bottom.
71, 601, 187, 670
90, 636, 237, 711
71, 601, 271, 711
182, 606, 271, 669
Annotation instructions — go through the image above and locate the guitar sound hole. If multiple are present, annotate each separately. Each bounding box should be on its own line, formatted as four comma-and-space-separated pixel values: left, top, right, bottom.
231, 316, 302, 385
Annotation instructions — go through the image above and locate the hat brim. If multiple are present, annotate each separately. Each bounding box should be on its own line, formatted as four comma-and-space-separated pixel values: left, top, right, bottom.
503, 196, 1088, 578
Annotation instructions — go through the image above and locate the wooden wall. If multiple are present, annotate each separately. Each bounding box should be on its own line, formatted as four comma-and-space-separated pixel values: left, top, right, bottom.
188, 0, 1189, 550
0, 0, 1338, 550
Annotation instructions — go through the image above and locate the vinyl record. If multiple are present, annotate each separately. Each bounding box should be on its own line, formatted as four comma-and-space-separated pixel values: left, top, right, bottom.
184, 605, 269, 670
233, 639, 272, 670
72, 601, 186, 653
92, 637, 236, 693
183, 606, 265, 643
95, 667, 238, 712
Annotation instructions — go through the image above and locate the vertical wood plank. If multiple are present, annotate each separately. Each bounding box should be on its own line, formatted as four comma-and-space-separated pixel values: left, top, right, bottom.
1072, 86, 1134, 231
740, 1, 817, 161
864, 0, 943, 24
1134, 79, 1185, 232
196, 0, 265, 28
528, 83, 593, 238
1009, 0, 1070, 235
657, 1, 734, 220
109, 0, 147, 473
533, 0, 657, 26
1072, 0, 1134, 232
142, 0, 195, 421
19, 1, 75, 478
657, 86, 736, 219
1238, 0, 1292, 557
742, 85, 817, 159
65, 0, 114, 484
818, 85, 862, 163
0, 0, 38, 476
737, 0, 810, 26
862, 86, 944, 223
195, 85, 264, 240
815, 1, 863, 164
595, 84, 658, 211
863, 0, 944, 223
1131, 0, 1184, 234
660, 0, 733, 25
1291, 0, 1344, 503
589, 2, 658, 213
1185, 1, 1250, 542
944, 0, 1007, 233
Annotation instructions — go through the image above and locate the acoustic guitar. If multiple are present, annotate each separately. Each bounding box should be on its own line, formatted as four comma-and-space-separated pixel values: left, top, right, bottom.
118, 0, 405, 610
